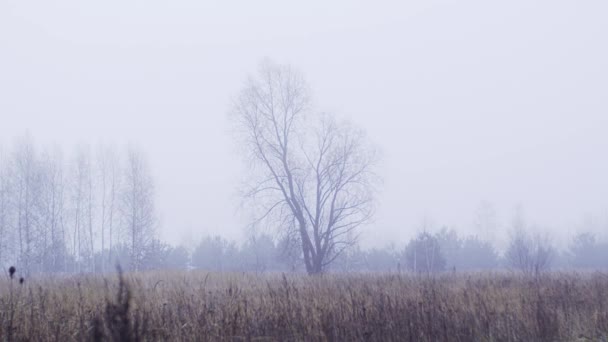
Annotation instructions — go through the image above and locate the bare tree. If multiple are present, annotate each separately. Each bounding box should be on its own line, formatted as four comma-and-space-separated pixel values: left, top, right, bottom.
232, 61, 377, 274
473, 200, 497, 242
38, 147, 67, 272
0, 146, 13, 267
505, 214, 554, 276
121, 148, 156, 271
11, 137, 44, 274
97, 145, 120, 273
402, 231, 446, 275
84, 148, 96, 271
69, 148, 94, 272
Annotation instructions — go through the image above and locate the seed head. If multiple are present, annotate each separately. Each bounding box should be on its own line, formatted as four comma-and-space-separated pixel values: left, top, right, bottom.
19, 277, 24, 285
8, 266, 15, 279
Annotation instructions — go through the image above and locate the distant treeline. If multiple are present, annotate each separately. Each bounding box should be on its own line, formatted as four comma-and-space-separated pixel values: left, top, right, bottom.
122, 229, 608, 274
1, 137, 606, 275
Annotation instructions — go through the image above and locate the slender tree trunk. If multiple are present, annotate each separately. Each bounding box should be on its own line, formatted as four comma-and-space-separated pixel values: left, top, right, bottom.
108, 159, 116, 271
88, 176, 94, 272
100, 174, 106, 273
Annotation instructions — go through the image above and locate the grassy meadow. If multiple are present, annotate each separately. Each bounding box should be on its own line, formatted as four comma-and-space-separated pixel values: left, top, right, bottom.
0, 270, 607, 341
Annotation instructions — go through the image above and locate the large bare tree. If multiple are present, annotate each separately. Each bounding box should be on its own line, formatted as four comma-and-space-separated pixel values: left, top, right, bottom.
232, 61, 377, 274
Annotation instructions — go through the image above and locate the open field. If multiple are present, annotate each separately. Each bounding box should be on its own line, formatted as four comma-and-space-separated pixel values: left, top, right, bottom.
0, 271, 607, 341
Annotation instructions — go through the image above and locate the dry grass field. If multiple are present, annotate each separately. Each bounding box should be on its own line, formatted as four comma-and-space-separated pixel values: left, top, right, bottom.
0, 270, 607, 341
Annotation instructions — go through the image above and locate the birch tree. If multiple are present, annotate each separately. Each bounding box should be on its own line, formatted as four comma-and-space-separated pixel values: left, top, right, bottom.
70, 148, 93, 272
121, 148, 156, 271
39, 147, 66, 272
97, 145, 120, 272
12, 137, 43, 274
0, 147, 12, 267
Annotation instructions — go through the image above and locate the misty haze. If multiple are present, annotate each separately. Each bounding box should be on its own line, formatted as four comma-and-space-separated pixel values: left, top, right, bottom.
0, 1, 607, 341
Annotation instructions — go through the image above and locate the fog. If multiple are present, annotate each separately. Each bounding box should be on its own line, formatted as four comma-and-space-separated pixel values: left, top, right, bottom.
1, 0, 607, 251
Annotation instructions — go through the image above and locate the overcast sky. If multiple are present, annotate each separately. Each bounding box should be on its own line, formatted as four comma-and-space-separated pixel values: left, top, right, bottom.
1, 0, 607, 249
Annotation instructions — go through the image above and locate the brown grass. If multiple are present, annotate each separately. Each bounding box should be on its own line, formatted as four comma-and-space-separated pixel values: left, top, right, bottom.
0, 271, 607, 341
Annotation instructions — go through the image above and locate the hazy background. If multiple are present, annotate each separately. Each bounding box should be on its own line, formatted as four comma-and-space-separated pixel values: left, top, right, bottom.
1, 0, 607, 250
